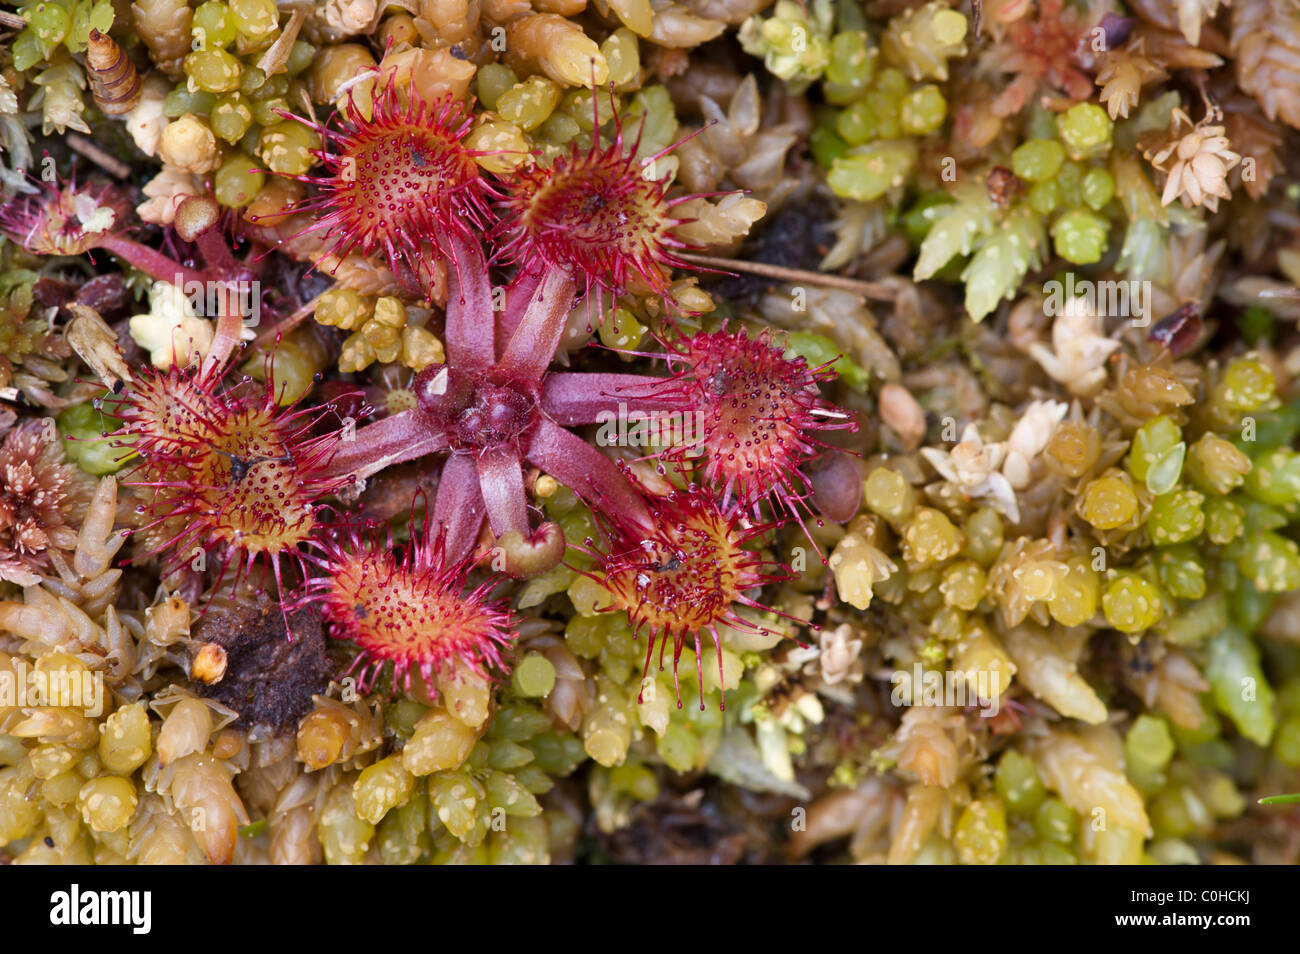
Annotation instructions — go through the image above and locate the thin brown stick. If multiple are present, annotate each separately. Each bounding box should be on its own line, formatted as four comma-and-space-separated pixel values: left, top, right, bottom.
256, 8, 304, 75
253, 293, 321, 349
0, 10, 26, 29
678, 253, 896, 300
66, 134, 132, 179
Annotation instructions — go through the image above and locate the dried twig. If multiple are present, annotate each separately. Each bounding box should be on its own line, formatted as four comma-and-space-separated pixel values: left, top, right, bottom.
253, 293, 321, 350
678, 253, 896, 301
257, 9, 305, 76
0, 10, 26, 30
66, 134, 132, 179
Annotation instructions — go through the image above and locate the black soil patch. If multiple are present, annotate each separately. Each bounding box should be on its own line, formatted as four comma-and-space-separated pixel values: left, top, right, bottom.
193, 600, 335, 733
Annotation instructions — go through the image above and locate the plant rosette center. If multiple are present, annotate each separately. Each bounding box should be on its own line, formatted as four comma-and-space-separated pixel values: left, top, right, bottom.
415, 363, 540, 454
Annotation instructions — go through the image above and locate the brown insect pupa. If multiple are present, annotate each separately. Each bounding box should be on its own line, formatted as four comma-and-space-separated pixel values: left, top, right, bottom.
86, 29, 142, 116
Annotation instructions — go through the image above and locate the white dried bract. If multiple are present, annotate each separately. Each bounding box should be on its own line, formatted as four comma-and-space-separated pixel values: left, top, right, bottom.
32, 59, 91, 135
530, 635, 589, 732
1002, 399, 1069, 488
123, 74, 171, 158
650, 0, 727, 48
669, 193, 767, 247
677, 73, 802, 196
0, 74, 17, 115
128, 280, 215, 370
1173, 0, 1227, 46
922, 422, 1020, 521
814, 623, 864, 686
821, 200, 890, 272
1095, 39, 1168, 121
1028, 296, 1121, 397
323, 0, 378, 35
137, 167, 204, 226
65, 304, 133, 392
828, 529, 897, 610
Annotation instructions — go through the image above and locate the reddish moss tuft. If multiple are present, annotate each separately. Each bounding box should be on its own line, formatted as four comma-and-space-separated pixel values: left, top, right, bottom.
308, 517, 517, 692
0, 421, 93, 585
993, 0, 1092, 117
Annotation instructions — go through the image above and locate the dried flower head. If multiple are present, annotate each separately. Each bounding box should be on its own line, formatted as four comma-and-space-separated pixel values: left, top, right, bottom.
1028, 296, 1121, 397
1095, 38, 1168, 120
279, 78, 492, 286
1003, 399, 1069, 488
922, 423, 1021, 520
1143, 106, 1241, 213
0, 421, 92, 585
813, 623, 864, 686
308, 517, 517, 693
